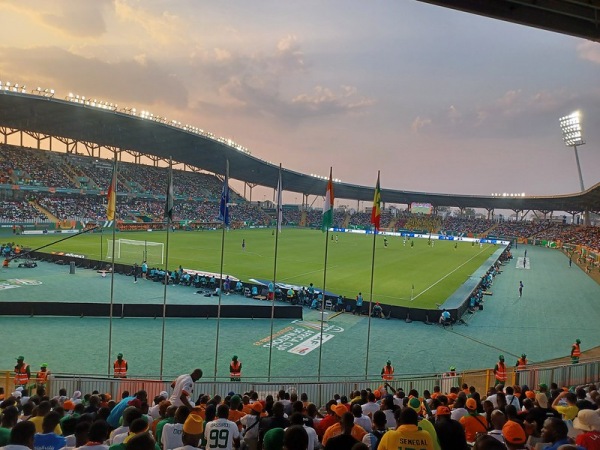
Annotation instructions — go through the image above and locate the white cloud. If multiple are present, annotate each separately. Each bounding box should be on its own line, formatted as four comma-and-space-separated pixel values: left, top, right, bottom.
576, 41, 600, 64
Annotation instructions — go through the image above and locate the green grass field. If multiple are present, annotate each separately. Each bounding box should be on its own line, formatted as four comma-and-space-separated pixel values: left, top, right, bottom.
14, 228, 499, 308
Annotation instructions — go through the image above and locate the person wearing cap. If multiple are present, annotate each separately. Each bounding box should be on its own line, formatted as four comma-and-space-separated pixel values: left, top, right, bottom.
322, 405, 366, 446
35, 364, 50, 388
379, 407, 434, 450
381, 360, 394, 381
574, 409, 600, 449
502, 420, 527, 450
571, 339, 582, 364
204, 405, 240, 450
406, 397, 441, 450
434, 406, 468, 450
229, 356, 242, 382
493, 355, 507, 385
240, 402, 263, 450
459, 398, 489, 443
172, 413, 204, 450
514, 354, 527, 384
14, 356, 30, 388
113, 353, 128, 378
323, 412, 360, 450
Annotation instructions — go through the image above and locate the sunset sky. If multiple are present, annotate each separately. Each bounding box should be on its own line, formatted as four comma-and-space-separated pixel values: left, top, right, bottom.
1, 1, 599, 203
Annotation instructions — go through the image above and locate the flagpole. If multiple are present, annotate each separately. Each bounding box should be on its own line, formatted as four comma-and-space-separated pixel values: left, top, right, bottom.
268, 164, 283, 381
318, 167, 333, 382
214, 160, 229, 382
159, 158, 173, 380
107, 154, 118, 377
365, 170, 381, 379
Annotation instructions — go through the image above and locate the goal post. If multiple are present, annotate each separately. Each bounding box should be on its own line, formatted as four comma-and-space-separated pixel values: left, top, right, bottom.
106, 239, 164, 265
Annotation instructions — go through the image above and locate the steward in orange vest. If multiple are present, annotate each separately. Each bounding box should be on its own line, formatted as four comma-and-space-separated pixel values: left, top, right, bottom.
36, 363, 50, 386
571, 339, 581, 364
493, 355, 507, 384
229, 355, 242, 381
381, 360, 394, 381
113, 353, 128, 378
14, 356, 30, 387
515, 354, 527, 371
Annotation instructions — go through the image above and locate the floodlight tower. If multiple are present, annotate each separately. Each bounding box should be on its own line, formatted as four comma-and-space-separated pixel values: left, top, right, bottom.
559, 111, 585, 192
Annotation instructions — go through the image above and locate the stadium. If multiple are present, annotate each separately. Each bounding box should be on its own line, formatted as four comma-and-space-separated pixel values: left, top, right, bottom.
1, 3, 600, 448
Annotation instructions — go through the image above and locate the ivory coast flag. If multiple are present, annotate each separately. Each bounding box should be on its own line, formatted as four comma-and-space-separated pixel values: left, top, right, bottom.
371, 171, 381, 231
106, 160, 117, 221
322, 168, 334, 232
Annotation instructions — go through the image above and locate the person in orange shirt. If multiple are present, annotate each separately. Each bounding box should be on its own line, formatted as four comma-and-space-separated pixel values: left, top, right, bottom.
228, 395, 246, 431
322, 404, 367, 446
459, 398, 489, 443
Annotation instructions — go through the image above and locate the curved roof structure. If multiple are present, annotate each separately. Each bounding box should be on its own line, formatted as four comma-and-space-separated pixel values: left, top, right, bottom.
417, 0, 600, 43
1, 90, 599, 213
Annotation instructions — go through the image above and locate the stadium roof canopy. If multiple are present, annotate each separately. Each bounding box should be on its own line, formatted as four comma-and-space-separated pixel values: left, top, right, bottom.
1, 91, 599, 213
417, 0, 600, 43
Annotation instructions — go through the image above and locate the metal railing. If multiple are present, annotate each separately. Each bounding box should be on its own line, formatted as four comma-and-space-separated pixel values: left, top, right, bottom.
2, 358, 598, 407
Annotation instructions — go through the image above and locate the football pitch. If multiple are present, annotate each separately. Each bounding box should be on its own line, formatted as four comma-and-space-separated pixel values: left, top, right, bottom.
14, 228, 499, 308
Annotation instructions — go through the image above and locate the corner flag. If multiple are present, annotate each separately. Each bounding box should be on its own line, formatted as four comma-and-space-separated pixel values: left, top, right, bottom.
322, 168, 334, 232
107, 159, 117, 221
164, 160, 174, 222
371, 171, 381, 231
218, 161, 230, 226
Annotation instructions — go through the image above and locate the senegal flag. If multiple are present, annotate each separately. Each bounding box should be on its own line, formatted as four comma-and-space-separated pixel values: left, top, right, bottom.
106, 159, 117, 221
371, 171, 381, 231
322, 168, 334, 232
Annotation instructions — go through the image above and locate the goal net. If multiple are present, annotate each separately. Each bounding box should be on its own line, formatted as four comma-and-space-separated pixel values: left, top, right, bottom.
106, 239, 164, 265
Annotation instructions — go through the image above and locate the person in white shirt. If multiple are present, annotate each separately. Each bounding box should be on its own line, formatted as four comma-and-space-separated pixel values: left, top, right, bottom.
361, 393, 380, 418
504, 386, 520, 409
287, 413, 318, 450
487, 410, 507, 444
352, 404, 372, 433
203, 405, 240, 450
240, 403, 263, 450
109, 408, 143, 444
149, 392, 169, 420
450, 397, 469, 421
173, 414, 204, 450
161, 407, 189, 450
169, 369, 203, 409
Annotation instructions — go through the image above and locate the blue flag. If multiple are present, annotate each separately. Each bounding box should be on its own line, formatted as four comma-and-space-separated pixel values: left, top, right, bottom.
219, 164, 230, 226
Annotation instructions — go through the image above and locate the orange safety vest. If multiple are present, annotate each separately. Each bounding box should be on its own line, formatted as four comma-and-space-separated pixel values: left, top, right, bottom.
14, 364, 29, 386
495, 362, 507, 381
113, 359, 128, 378
230, 361, 242, 378
572, 344, 581, 357
382, 365, 394, 381
36, 370, 49, 384
516, 358, 527, 371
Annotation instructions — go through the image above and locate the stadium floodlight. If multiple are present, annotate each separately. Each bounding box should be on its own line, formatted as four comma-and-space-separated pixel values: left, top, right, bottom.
559, 111, 585, 191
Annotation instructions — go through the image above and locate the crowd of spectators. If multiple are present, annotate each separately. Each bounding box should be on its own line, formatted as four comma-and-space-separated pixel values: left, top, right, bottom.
441, 217, 494, 235
1, 373, 599, 450
0, 201, 47, 222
